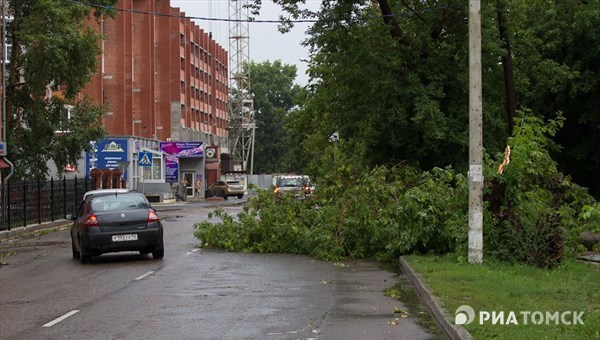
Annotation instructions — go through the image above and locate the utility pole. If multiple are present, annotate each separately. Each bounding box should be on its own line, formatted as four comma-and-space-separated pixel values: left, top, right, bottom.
1, 0, 14, 182
468, 0, 483, 264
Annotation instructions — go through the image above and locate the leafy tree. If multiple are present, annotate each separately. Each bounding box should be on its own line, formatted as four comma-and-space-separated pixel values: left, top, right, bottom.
191, 0, 600, 268
248, 60, 303, 174
4, 0, 116, 180
258, 0, 600, 199
505, 0, 600, 197
483, 111, 596, 268
284, 1, 508, 175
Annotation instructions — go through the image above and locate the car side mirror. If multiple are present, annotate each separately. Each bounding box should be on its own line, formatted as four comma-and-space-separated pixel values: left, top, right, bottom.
65, 214, 77, 221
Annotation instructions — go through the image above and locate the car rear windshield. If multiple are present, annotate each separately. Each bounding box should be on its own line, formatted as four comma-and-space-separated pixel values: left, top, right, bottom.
278, 177, 304, 187
91, 195, 150, 212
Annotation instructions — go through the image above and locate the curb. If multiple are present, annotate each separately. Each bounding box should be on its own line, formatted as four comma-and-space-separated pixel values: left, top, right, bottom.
398, 257, 473, 340
0, 220, 72, 242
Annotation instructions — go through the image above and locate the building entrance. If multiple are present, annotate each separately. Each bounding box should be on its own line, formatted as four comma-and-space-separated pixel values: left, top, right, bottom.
182, 172, 194, 198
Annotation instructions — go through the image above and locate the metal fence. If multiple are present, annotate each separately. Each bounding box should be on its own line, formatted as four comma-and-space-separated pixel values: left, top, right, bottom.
0, 176, 93, 231
247, 174, 275, 190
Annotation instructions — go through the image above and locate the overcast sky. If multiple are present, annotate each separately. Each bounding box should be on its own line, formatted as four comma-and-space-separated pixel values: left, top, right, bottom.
170, 0, 317, 86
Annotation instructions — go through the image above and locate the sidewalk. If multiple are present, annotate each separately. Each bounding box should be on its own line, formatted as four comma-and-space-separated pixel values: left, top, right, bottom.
0, 196, 241, 242
0, 219, 72, 242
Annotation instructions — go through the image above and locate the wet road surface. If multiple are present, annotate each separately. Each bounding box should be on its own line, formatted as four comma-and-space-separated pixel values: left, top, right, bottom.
0, 200, 446, 339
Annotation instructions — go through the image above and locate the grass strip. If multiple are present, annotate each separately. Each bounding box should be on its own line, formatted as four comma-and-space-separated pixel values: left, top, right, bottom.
404, 254, 600, 339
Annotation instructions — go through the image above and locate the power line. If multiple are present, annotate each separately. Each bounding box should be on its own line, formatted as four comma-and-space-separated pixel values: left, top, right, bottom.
63, 0, 316, 23
62, 0, 458, 24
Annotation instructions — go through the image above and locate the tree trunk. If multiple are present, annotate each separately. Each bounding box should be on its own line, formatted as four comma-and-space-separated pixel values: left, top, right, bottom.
496, 0, 516, 135
376, 0, 404, 42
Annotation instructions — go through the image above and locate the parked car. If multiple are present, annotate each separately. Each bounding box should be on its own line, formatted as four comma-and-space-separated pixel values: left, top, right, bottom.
69, 190, 164, 264
206, 180, 245, 199
274, 175, 311, 200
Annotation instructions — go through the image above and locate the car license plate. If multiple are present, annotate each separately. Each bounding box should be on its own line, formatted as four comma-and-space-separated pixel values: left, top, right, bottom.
112, 234, 138, 242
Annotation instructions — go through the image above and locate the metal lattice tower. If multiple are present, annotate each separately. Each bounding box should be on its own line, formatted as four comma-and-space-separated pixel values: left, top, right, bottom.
228, 0, 255, 174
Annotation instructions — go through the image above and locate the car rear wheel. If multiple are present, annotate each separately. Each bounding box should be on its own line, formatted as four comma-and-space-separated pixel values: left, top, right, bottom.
71, 238, 80, 259
79, 237, 91, 264
152, 242, 164, 260
237, 194, 243, 199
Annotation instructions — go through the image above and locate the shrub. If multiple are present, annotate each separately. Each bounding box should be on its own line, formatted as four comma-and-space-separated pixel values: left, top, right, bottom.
194, 110, 597, 268
194, 164, 468, 262
483, 111, 596, 268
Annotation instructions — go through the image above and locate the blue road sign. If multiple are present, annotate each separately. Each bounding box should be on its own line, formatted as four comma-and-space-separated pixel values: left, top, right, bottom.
138, 151, 153, 167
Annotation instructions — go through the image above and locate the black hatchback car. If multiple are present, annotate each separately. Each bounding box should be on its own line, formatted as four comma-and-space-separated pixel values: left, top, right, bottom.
69, 191, 164, 264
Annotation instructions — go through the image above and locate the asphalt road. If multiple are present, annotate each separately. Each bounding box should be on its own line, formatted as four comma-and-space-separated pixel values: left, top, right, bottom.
0, 200, 447, 340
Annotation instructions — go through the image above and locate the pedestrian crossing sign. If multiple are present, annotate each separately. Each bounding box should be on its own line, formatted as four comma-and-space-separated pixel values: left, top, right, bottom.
138, 151, 153, 167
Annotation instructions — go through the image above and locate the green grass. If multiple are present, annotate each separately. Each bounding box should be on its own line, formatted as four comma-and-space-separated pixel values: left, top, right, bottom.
404, 254, 600, 340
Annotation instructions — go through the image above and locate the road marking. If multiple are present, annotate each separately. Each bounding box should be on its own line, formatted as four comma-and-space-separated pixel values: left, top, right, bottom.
43, 310, 80, 327
186, 249, 199, 255
135, 271, 155, 281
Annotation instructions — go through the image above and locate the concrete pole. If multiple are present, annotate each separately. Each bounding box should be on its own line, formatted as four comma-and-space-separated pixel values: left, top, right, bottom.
468, 0, 483, 263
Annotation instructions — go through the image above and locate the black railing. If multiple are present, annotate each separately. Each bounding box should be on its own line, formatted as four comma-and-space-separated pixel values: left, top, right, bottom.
0, 176, 93, 231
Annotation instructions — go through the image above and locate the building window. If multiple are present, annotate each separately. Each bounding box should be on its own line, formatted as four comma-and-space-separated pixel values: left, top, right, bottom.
55, 105, 73, 133
140, 151, 164, 182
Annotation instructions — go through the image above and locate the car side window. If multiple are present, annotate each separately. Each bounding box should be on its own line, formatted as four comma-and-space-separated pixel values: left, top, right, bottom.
77, 201, 89, 218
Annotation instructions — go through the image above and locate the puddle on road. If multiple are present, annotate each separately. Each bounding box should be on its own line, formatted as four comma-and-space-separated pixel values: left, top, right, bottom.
381, 262, 448, 340
162, 217, 179, 222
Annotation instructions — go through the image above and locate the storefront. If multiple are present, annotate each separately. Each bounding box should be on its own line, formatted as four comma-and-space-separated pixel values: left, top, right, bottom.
84, 137, 208, 202
160, 141, 205, 200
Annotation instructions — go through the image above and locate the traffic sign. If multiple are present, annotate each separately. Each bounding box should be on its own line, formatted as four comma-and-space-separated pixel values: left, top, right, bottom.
138, 152, 153, 167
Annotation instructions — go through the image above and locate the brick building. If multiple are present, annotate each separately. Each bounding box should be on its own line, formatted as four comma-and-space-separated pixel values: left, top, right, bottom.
75, 0, 228, 200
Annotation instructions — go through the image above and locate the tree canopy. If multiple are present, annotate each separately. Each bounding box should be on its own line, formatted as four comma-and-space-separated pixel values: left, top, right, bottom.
258, 0, 600, 197
4, 0, 116, 180
507, 0, 600, 197
193, 0, 600, 271
248, 60, 304, 174
282, 1, 506, 174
